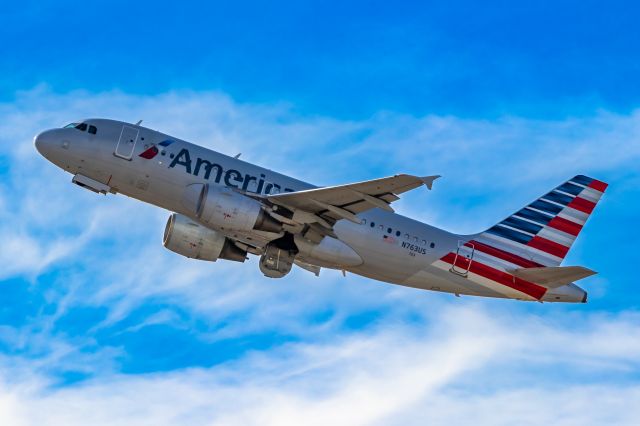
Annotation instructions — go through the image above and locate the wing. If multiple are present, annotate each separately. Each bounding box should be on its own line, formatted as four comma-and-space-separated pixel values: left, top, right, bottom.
267, 174, 440, 226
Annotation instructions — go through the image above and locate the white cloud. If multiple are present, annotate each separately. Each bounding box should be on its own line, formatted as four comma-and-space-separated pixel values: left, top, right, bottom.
0, 306, 639, 425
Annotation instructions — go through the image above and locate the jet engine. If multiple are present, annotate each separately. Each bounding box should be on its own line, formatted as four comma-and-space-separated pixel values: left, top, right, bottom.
183, 184, 282, 233
163, 213, 247, 262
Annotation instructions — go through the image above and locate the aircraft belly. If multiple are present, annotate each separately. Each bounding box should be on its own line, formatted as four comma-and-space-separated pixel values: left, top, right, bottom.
98, 153, 193, 213
111, 170, 184, 212
401, 268, 490, 295
340, 219, 530, 299
337, 216, 455, 284
403, 263, 531, 300
344, 240, 423, 282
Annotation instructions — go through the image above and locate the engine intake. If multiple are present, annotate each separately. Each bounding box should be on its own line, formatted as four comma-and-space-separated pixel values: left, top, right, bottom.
163, 214, 246, 262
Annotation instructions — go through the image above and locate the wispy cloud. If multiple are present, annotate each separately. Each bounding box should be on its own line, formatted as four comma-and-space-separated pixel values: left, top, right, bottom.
1, 306, 639, 425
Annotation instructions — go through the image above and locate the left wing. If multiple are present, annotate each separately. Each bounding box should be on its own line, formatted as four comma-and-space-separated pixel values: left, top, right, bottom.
267, 174, 440, 226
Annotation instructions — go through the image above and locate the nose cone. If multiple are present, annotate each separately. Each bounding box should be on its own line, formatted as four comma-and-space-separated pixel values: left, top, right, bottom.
34, 129, 59, 160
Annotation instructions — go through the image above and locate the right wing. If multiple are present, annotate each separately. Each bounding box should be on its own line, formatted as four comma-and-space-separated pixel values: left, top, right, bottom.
267, 174, 440, 227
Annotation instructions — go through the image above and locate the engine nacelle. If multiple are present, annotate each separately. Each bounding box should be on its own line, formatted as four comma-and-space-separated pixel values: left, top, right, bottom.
184, 184, 282, 233
163, 214, 247, 262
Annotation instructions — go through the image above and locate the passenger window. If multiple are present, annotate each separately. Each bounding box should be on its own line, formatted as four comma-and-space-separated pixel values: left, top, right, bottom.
387, 227, 392, 234
430, 242, 435, 248
88, 125, 97, 134
361, 219, 367, 225
395, 230, 401, 237
414, 237, 418, 242
422, 239, 427, 245
378, 225, 383, 230
404, 233, 409, 239
370, 222, 375, 228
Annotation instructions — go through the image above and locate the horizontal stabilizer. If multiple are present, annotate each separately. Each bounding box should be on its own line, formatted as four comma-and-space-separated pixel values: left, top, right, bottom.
511, 266, 597, 289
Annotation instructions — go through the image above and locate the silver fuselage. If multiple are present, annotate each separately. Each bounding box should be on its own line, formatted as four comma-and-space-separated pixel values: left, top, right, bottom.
34, 118, 586, 302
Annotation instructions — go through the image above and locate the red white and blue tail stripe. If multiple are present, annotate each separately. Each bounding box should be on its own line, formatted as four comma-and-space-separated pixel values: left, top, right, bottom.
435, 175, 607, 300
478, 175, 607, 267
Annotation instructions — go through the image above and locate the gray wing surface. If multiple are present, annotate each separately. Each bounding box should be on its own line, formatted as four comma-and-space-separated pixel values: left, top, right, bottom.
267, 174, 440, 225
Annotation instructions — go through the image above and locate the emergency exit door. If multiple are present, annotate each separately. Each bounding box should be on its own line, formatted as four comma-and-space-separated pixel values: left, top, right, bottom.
114, 126, 139, 160
449, 241, 475, 277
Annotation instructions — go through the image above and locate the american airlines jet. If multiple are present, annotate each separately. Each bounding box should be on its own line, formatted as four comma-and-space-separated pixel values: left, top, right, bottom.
34, 119, 607, 303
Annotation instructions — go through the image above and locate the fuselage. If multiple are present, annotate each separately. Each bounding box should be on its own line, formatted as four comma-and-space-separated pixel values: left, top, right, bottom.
34, 118, 588, 303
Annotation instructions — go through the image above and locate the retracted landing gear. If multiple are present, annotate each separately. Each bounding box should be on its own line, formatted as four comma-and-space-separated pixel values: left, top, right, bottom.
259, 233, 298, 278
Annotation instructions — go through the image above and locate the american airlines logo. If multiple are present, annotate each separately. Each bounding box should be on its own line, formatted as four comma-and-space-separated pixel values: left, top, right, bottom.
139, 139, 174, 159
143, 142, 296, 195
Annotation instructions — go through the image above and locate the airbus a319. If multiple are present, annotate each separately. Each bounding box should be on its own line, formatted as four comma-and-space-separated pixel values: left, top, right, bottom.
34, 119, 608, 303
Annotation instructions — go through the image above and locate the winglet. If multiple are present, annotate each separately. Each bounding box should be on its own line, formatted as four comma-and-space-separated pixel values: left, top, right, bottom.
421, 175, 441, 190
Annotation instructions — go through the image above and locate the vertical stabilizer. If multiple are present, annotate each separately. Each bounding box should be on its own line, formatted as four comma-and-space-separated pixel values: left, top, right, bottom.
476, 175, 608, 267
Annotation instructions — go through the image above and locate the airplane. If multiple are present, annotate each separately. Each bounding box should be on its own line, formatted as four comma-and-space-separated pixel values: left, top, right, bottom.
34, 119, 608, 303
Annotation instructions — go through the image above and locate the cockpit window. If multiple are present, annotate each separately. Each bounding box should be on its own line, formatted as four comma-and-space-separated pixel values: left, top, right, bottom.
88, 125, 97, 134
64, 122, 88, 131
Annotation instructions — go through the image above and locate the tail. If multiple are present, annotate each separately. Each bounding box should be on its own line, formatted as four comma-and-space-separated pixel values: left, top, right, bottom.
475, 175, 608, 268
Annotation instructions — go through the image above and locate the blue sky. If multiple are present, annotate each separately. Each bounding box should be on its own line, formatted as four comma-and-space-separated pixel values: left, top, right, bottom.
3, 1, 640, 117
1, 1, 640, 424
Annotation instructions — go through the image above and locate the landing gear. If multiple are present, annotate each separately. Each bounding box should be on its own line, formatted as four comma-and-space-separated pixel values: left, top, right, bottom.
259, 233, 298, 278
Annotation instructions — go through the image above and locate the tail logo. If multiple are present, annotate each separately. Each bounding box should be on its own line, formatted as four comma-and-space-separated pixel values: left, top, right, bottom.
435, 175, 608, 301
